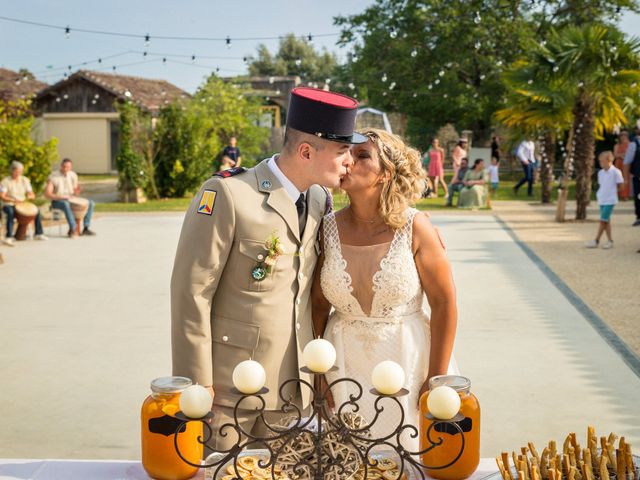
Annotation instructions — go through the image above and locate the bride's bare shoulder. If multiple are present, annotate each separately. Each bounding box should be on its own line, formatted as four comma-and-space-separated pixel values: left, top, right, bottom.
412, 211, 446, 253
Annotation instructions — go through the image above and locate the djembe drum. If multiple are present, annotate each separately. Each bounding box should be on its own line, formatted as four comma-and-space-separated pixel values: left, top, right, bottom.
69, 197, 89, 235
14, 202, 39, 240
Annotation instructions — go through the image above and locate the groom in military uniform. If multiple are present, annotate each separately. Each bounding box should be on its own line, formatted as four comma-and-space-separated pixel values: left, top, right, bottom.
171, 87, 366, 449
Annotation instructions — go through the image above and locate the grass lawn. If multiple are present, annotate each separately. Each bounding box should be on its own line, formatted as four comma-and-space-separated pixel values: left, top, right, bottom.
92, 179, 580, 213
78, 174, 118, 182
95, 197, 193, 212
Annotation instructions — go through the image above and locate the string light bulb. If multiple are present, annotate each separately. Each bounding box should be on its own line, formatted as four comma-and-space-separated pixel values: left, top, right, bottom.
226, 36, 231, 49
65, 26, 70, 39
144, 34, 150, 48
307, 33, 313, 43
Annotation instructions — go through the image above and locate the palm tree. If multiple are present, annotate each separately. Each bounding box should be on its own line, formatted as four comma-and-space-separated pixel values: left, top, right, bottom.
530, 25, 640, 219
496, 61, 573, 204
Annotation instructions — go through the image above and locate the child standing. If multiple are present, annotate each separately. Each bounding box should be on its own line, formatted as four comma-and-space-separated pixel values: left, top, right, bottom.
488, 157, 500, 196
585, 151, 624, 249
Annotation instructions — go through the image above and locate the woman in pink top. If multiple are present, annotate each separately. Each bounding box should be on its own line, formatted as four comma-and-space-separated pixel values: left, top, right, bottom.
452, 138, 468, 180
427, 138, 448, 197
614, 131, 630, 200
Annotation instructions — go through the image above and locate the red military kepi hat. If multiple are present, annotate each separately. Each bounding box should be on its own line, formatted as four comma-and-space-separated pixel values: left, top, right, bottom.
286, 87, 368, 144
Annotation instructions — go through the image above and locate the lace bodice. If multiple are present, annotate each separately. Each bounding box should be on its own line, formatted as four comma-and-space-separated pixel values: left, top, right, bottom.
320, 208, 423, 319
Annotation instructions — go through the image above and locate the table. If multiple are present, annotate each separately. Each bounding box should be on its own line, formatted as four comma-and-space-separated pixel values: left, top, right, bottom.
0, 458, 498, 480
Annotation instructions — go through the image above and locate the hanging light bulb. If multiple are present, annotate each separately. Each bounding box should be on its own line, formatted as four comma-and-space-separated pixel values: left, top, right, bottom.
98, 58, 102, 64
143, 51, 148, 57
553, 65, 559, 72
348, 82, 355, 90
390, 30, 398, 39
382, 91, 388, 96
381, 73, 387, 82
412, 92, 418, 98
474, 12, 482, 24
144, 34, 150, 48
191, 55, 196, 63
443, 93, 448, 98
480, 74, 486, 80
65, 26, 71, 39
496, 60, 503, 67
411, 48, 418, 58
112, 66, 117, 71
226, 36, 231, 49
439, 70, 445, 77
435, 78, 440, 85
475, 41, 482, 50
389, 81, 396, 90
428, 84, 433, 89
162, 57, 167, 65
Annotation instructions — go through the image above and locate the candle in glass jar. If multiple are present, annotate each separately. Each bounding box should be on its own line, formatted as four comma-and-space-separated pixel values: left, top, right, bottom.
179, 384, 212, 419
232, 360, 266, 394
302, 339, 336, 373
371, 360, 405, 395
427, 385, 461, 420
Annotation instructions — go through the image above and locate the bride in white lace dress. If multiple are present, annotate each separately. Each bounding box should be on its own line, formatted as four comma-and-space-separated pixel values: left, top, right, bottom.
311, 129, 458, 451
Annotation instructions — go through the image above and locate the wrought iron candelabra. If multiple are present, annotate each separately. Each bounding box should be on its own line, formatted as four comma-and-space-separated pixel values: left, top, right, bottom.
173, 367, 465, 480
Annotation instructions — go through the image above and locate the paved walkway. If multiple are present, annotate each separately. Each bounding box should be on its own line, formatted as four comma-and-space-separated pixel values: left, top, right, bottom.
0, 214, 638, 460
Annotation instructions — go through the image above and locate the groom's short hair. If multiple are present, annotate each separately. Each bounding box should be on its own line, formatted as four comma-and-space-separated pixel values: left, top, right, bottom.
282, 127, 324, 155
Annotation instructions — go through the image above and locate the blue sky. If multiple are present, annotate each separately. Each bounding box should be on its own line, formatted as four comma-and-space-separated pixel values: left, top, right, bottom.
1, 0, 639, 94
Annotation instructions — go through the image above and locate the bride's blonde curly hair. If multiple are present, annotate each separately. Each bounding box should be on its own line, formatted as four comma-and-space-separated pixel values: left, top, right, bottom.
363, 129, 427, 229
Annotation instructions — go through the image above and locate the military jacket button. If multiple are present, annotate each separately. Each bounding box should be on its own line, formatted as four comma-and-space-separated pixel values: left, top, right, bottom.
222, 335, 229, 342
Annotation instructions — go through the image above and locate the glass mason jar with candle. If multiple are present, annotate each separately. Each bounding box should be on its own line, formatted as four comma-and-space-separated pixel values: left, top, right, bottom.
141, 377, 203, 480
419, 375, 480, 480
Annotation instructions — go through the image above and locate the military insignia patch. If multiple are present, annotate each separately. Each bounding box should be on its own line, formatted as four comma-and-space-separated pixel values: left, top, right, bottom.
197, 190, 217, 215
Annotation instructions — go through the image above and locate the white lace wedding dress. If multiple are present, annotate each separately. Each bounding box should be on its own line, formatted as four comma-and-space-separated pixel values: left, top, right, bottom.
320, 208, 457, 451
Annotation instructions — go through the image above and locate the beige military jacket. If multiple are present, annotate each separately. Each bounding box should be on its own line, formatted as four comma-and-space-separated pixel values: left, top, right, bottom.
171, 158, 328, 410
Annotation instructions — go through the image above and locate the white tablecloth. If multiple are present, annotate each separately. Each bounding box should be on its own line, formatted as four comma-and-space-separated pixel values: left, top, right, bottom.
0, 458, 498, 480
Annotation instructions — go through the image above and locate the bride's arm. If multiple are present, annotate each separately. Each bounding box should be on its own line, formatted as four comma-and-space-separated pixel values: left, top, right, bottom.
412, 213, 458, 385
311, 250, 332, 338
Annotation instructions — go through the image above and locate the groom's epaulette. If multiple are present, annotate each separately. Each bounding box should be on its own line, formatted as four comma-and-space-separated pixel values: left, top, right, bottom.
213, 167, 247, 179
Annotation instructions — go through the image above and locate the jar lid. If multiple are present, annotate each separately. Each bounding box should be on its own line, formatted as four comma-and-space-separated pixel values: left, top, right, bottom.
429, 375, 471, 393
150, 376, 192, 394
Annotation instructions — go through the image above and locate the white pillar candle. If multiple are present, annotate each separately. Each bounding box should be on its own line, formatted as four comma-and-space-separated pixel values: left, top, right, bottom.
302, 339, 337, 373
371, 360, 405, 395
179, 384, 212, 419
232, 360, 266, 394
427, 385, 461, 420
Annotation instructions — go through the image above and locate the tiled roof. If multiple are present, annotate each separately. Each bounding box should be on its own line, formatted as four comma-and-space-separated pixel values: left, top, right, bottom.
37, 70, 190, 113
0, 68, 48, 102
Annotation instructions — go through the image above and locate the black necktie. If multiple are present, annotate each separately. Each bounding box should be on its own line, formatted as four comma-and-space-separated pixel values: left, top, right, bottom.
296, 193, 307, 236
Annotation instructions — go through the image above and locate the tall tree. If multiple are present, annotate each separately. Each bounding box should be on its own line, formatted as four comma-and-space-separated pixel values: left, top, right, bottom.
247, 34, 338, 84
496, 60, 574, 203
526, 25, 640, 219
334, 0, 639, 146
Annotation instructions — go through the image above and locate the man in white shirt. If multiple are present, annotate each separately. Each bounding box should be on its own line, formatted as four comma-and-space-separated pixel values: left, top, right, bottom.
1, 161, 48, 246
513, 138, 536, 196
44, 158, 96, 238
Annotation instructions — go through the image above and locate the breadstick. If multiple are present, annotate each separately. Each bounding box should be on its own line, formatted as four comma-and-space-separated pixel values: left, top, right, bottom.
549, 468, 556, 480
500, 452, 511, 476
600, 455, 610, 480
616, 448, 626, 480
564, 436, 573, 455
624, 443, 635, 477
540, 448, 549, 480
497, 458, 508, 480
550, 441, 558, 460
529, 443, 541, 464
568, 466, 576, 480
564, 454, 572, 478
513, 452, 519, 478
601, 437, 611, 468
580, 461, 592, 480
531, 464, 540, 480
607, 433, 618, 464
571, 433, 579, 453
